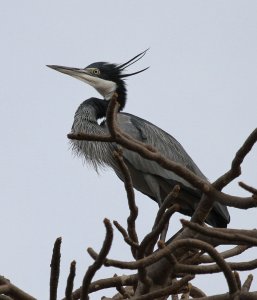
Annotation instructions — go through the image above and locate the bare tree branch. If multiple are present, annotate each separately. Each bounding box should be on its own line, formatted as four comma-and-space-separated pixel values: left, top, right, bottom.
65, 260, 76, 300
64, 274, 138, 300
138, 204, 179, 258
132, 275, 194, 300
241, 274, 253, 293
113, 150, 139, 254
234, 271, 241, 290
199, 245, 250, 264
81, 219, 113, 300
239, 182, 257, 195
50, 237, 62, 300
213, 128, 257, 190
181, 220, 257, 246
113, 220, 139, 249
0, 277, 36, 300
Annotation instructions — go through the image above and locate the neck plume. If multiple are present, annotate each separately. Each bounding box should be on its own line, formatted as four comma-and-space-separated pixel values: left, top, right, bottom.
70, 97, 115, 171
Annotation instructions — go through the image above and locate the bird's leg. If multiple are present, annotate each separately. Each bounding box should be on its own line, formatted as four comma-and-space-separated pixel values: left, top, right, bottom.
144, 175, 169, 241
160, 220, 169, 242
153, 192, 170, 242
155, 195, 170, 242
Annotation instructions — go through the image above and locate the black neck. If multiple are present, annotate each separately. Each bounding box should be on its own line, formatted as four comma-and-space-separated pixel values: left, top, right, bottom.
115, 79, 127, 111
82, 98, 109, 119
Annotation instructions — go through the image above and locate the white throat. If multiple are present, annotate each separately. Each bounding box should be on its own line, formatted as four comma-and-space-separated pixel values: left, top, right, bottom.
94, 78, 117, 100
75, 74, 117, 100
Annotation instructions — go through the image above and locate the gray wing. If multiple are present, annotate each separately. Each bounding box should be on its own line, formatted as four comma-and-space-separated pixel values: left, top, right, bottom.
116, 112, 230, 225
117, 112, 206, 188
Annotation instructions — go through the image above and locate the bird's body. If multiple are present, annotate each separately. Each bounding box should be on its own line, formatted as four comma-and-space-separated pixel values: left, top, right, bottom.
70, 97, 229, 228
48, 50, 230, 228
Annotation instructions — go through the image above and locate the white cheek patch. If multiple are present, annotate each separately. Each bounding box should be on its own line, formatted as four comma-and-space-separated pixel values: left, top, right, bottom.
94, 78, 117, 100
76, 73, 117, 100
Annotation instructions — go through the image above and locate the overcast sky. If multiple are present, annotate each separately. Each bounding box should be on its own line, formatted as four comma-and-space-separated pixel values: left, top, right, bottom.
1, 1, 257, 299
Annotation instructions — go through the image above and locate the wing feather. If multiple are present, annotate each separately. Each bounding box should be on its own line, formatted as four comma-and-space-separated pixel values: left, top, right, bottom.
116, 112, 230, 224
117, 113, 206, 186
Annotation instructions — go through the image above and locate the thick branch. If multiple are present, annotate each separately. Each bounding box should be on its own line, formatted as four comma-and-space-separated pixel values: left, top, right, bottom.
132, 275, 194, 300
182, 220, 257, 246
0, 277, 36, 300
88, 239, 238, 294
192, 291, 257, 300
63, 274, 138, 300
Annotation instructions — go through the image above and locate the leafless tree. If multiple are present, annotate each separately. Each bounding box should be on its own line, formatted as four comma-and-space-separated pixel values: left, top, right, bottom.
1, 94, 257, 300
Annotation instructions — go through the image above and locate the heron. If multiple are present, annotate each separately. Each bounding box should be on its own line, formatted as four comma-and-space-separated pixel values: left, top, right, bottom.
47, 50, 230, 228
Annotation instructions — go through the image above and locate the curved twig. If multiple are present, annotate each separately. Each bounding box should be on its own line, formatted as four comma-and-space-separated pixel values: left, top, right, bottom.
138, 204, 179, 258
81, 219, 113, 300
213, 128, 257, 190
113, 220, 139, 249
113, 150, 139, 252
239, 181, 257, 195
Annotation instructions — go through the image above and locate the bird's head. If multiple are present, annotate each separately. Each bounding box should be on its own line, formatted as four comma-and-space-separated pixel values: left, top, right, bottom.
47, 49, 149, 111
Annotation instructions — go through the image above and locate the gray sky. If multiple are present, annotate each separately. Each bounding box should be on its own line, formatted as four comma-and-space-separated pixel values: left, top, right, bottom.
1, 1, 257, 299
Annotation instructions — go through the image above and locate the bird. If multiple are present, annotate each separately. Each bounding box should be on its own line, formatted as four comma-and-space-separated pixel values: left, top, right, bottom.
47, 50, 230, 228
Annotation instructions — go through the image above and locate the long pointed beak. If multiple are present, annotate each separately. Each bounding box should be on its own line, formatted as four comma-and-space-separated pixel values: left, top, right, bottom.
46, 65, 94, 84
47, 64, 117, 100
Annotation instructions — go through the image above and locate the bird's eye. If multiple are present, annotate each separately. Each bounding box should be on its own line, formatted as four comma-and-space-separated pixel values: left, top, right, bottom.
93, 69, 100, 75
